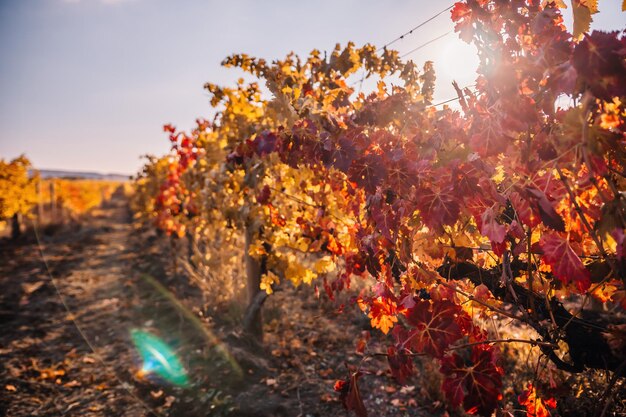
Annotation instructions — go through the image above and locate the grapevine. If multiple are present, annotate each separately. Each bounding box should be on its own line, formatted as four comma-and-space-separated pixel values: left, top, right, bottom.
133, 1, 626, 415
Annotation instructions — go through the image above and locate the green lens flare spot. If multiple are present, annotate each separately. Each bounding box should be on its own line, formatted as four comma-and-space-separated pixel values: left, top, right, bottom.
130, 329, 189, 387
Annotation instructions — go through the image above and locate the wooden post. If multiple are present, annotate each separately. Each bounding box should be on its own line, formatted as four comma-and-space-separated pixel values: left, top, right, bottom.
37, 179, 43, 222
171, 237, 178, 277
11, 213, 21, 239
49, 182, 56, 223
187, 231, 195, 267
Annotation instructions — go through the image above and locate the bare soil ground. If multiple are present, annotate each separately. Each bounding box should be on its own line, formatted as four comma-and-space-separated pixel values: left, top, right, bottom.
0, 191, 445, 417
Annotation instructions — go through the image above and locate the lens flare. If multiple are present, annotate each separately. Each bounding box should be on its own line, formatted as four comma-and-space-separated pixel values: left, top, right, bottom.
138, 273, 243, 379
130, 329, 189, 387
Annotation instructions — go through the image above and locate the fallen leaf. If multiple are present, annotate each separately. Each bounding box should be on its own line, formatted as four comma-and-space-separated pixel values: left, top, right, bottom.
164, 396, 176, 408
320, 393, 335, 402
384, 385, 397, 394
391, 398, 405, 407
400, 385, 416, 394
21, 281, 44, 295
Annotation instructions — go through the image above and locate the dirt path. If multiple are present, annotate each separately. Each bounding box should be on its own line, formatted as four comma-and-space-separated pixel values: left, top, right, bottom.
1, 192, 249, 416
0, 193, 346, 417
0, 193, 172, 416
1, 192, 442, 417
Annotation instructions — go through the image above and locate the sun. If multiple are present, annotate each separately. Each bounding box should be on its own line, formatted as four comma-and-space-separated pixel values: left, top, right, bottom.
437, 37, 480, 88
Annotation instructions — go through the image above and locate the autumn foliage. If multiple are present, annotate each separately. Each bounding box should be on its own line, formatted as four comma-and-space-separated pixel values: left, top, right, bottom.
0, 155, 122, 237
0, 156, 38, 237
133, 1, 625, 415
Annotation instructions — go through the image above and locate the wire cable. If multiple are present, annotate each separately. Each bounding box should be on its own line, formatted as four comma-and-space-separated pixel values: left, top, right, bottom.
378, 4, 455, 51
431, 86, 478, 107
353, 3, 455, 90
400, 31, 452, 58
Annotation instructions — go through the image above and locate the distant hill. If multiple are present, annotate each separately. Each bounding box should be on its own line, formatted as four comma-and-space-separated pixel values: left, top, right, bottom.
32, 169, 131, 181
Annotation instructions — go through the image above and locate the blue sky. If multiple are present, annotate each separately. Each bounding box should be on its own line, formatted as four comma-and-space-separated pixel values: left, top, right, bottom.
0, 0, 624, 174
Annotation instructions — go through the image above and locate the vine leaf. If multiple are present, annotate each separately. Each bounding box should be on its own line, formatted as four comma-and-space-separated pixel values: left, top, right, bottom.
451, 2, 474, 42
334, 372, 367, 417
416, 186, 461, 231
526, 187, 565, 232
571, 0, 598, 40
518, 383, 557, 417
539, 232, 591, 292
480, 205, 507, 244
404, 299, 465, 358
387, 345, 414, 384
440, 346, 503, 416
364, 296, 398, 335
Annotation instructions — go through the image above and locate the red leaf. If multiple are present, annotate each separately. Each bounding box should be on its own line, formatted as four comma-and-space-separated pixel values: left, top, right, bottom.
572, 31, 626, 100
539, 232, 591, 292
416, 186, 461, 230
250, 131, 279, 156
355, 331, 371, 355
440, 346, 503, 415
368, 192, 400, 242
518, 383, 557, 417
256, 185, 271, 204
451, 2, 474, 42
335, 373, 368, 417
387, 346, 414, 384
510, 191, 540, 228
526, 187, 565, 232
348, 154, 386, 194
404, 299, 465, 358
612, 228, 625, 260
269, 205, 286, 227
480, 205, 507, 244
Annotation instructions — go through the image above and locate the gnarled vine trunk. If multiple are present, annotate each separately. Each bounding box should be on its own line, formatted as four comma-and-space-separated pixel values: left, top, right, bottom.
11, 213, 21, 240
438, 261, 626, 376
242, 222, 267, 341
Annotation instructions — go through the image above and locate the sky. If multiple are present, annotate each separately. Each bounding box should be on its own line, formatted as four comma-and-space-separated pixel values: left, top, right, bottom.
0, 0, 624, 175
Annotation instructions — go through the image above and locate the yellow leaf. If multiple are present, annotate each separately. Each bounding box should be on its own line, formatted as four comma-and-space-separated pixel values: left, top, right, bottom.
377, 80, 387, 98
571, 0, 595, 40
367, 297, 398, 334
248, 241, 267, 257
491, 164, 505, 184
260, 271, 280, 294
543, 0, 567, 8
580, 0, 598, 12
313, 256, 336, 274
294, 237, 310, 252
292, 86, 302, 100
370, 312, 397, 335
285, 255, 317, 286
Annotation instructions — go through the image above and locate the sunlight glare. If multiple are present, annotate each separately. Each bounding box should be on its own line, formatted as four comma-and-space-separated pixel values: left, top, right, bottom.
438, 38, 480, 88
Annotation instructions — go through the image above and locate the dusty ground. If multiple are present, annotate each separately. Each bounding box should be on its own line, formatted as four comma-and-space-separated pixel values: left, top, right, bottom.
0, 191, 445, 417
